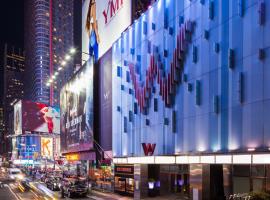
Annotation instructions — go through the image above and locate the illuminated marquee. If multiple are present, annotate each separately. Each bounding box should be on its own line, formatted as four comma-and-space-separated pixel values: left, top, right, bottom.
66, 154, 80, 161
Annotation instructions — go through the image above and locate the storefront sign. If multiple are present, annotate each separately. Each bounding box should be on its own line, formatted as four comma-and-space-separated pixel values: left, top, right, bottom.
66, 154, 80, 161
65, 152, 96, 161
142, 143, 156, 156
115, 165, 134, 175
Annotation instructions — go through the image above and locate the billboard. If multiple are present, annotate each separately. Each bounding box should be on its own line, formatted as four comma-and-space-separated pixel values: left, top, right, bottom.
41, 137, 53, 159
14, 101, 22, 135
98, 49, 112, 151
16, 136, 40, 160
82, 0, 131, 64
60, 61, 94, 153
14, 101, 60, 134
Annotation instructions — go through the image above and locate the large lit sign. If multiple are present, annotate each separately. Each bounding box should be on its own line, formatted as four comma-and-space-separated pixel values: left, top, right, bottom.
66, 154, 80, 161
41, 137, 53, 159
82, 0, 131, 63
115, 165, 134, 175
14, 101, 22, 135
14, 100, 60, 134
142, 143, 156, 156
102, 0, 123, 24
60, 61, 94, 153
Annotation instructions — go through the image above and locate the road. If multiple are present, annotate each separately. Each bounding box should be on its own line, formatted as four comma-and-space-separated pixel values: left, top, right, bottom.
0, 168, 130, 200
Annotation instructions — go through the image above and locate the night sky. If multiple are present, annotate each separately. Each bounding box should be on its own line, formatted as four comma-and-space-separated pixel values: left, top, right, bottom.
0, 0, 24, 49
0, 0, 24, 103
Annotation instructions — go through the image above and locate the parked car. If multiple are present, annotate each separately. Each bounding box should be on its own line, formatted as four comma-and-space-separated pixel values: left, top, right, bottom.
61, 178, 88, 198
46, 177, 62, 191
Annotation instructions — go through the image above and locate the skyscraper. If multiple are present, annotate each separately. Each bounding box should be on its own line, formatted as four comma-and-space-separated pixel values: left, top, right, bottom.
24, 0, 80, 106
1, 44, 25, 154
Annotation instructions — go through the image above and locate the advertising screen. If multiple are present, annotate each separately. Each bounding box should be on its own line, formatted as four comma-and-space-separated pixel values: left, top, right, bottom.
82, 0, 131, 64
98, 49, 112, 151
14, 101, 22, 135
16, 136, 41, 160
21, 101, 60, 134
60, 61, 94, 153
41, 137, 53, 159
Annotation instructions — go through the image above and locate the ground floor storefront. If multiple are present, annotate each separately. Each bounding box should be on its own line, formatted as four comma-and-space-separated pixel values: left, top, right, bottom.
114, 155, 270, 199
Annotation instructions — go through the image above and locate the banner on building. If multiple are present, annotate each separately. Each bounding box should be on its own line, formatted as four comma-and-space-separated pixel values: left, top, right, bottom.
60, 61, 94, 153
82, 0, 131, 64
14, 100, 60, 134
41, 137, 53, 159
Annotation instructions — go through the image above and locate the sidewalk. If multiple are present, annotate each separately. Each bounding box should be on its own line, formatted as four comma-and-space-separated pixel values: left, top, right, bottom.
90, 190, 132, 200
90, 190, 189, 200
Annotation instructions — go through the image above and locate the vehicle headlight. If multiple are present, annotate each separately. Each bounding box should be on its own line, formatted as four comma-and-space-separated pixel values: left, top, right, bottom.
58, 183, 61, 187
17, 175, 24, 180
10, 175, 14, 179
54, 183, 56, 186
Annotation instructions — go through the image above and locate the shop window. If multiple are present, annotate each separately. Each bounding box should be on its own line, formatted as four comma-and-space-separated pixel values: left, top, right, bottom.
252, 178, 264, 192
233, 177, 250, 194
252, 165, 265, 177
233, 165, 250, 177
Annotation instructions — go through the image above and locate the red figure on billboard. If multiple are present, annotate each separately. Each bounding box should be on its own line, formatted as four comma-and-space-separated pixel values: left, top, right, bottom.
142, 143, 156, 156
40, 107, 58, 133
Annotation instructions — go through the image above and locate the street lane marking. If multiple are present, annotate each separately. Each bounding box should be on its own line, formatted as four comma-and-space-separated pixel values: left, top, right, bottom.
7, 184, 22, 200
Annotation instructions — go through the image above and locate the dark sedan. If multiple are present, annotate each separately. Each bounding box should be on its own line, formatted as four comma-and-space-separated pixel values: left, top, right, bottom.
46, 177, 62, 191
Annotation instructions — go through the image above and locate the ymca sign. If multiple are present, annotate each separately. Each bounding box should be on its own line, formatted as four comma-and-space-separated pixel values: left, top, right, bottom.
82, 0, 131, 62
103, 0, 124, 24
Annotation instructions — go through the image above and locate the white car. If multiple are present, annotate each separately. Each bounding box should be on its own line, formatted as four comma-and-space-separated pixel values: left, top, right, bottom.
8, 168, 24, 180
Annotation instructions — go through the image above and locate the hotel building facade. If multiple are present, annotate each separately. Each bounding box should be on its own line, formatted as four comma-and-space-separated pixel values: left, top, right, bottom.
112, 0, 270, 199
